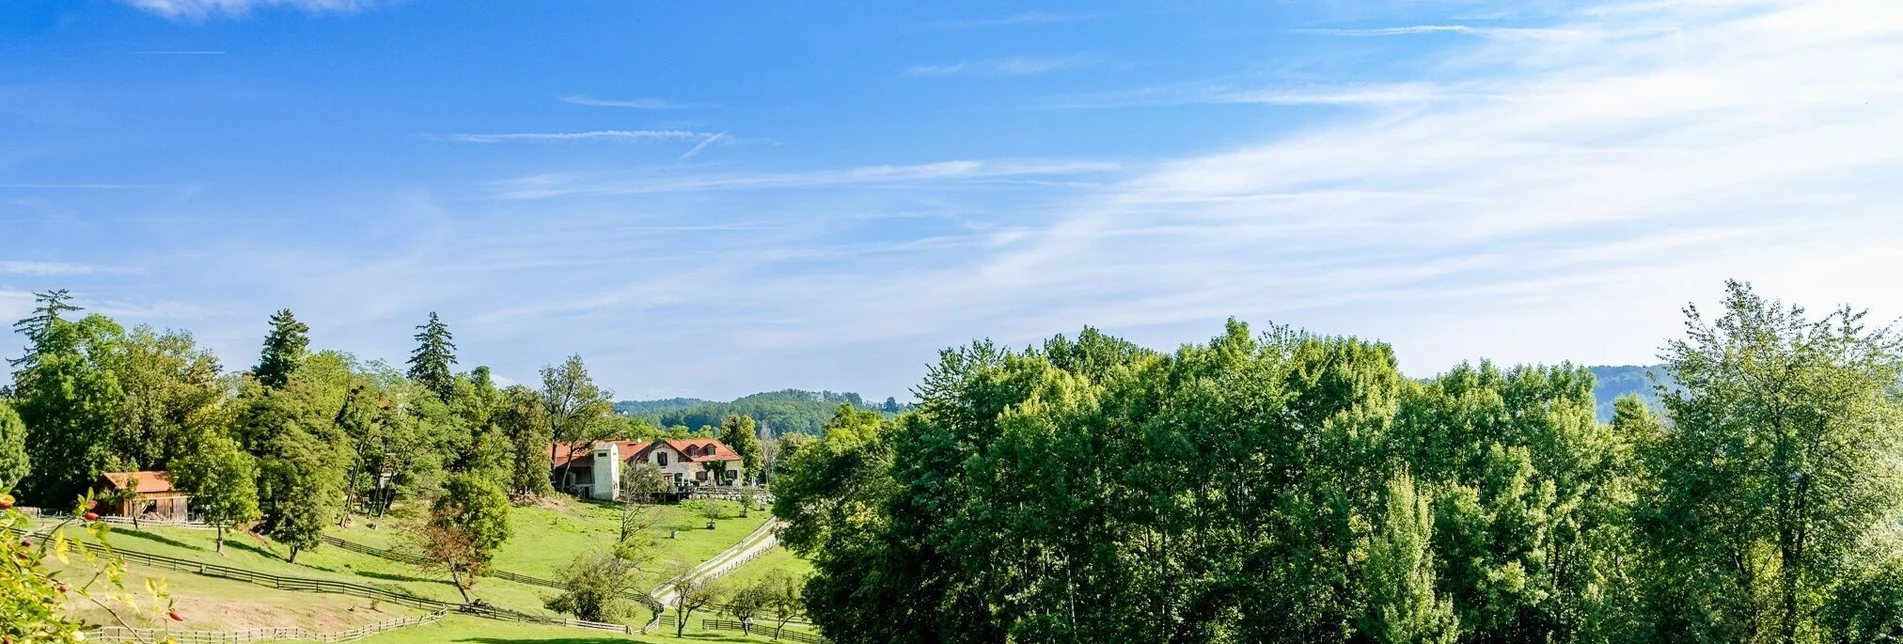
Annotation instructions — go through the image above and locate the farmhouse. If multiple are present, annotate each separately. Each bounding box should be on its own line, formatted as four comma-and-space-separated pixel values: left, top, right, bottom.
551, 438, 746, 500
96, 471, 191, 521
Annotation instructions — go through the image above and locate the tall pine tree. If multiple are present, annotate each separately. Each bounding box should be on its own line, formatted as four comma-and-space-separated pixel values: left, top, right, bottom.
408, 312, 457, 402
254, 309, 309, 389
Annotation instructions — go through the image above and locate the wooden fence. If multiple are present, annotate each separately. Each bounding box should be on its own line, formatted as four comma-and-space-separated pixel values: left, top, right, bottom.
18, 506, 213, 530
88, 608, 448, 643
702, 617, 826, 643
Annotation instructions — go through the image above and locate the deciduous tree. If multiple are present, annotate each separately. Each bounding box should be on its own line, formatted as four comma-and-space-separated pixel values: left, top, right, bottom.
172, 433, 260, 555
413, 473, 512, 602
1638, 281, 1903, 643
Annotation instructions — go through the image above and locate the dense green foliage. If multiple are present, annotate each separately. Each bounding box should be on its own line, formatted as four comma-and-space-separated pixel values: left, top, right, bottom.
0, 402, 27, 491
718, 414, 765, 481
624, 389, 887, 437
775, 287, 1903, 644
418, 473, 513, 601
172, 432, 261, 554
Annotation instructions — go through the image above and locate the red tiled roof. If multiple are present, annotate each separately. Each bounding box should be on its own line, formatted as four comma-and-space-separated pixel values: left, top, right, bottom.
549, 438, 744, 468
658, 438, 743, 462
101, 471, 178, 494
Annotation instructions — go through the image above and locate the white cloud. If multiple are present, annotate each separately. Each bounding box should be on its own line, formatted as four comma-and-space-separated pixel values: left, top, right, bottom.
427, 130, 717, 144
1295, 24, 1594, 40
119, 0, 372, 19
677, 133, 732, 160
954, 0, 1903, 373
0, 261, 115, 275
906, 56, 1092, 77
491, 159, 1120, 199
559, 95, 704, 110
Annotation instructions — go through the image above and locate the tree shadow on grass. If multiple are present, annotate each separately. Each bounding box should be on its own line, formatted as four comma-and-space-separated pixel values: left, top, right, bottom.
113, 529, 205, 552
356, 569, 452, 586
220, 539, 285, 562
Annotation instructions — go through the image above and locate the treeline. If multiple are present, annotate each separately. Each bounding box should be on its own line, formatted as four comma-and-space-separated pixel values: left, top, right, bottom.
0, 291, 764, 563
620, 389, 901, 437
771, 281, 1903, 644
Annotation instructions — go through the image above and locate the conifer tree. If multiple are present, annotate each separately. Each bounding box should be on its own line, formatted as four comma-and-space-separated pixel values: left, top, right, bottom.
6, 289, 78, 371
407, 312, 457, 402
254, 309, 309, 389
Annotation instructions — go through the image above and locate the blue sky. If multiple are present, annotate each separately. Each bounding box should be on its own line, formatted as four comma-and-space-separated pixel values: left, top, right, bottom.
3, 0, 1900, 401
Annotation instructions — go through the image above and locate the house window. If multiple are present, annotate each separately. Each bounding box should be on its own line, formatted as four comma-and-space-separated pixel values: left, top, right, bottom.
704, 445, 717, 456
657, 452, 669, 467
686, 445, 700, 458
696, 470, 709, 481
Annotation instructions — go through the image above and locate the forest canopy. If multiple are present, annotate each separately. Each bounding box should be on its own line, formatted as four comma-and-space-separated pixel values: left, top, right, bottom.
771, 281, 1903, 644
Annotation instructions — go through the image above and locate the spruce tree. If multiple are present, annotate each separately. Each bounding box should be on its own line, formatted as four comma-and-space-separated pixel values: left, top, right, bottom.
407, 312, 457, 402
254, 309, 309, 389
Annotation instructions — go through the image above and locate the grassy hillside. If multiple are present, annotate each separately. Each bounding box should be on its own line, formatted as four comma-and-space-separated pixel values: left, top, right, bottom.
350, 614, 804, 643
332, 497, 768, 590
72, 522, 560, 616
719, 545, 813, 589
46, 496, 768, 625
57, 558, 421, 631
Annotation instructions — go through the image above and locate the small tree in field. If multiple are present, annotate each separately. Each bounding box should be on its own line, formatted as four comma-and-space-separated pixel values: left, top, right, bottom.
411, 473, 512, 602
546, 549, 646, 623
172, 434, 260, 555
671, 570, 724, 638
727, 575, 776, 635
762, 568, 806, 640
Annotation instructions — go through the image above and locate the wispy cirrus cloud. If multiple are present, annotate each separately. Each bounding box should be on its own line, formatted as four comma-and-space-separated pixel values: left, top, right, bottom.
907, 56, 1092, 77
559, 95, 708, 110
0, 261, 118, 275
677, 133, 733, 160
118, 0, 374, 19
492, 159, 1119, 199
426, 130, 717, 144
1294, 24, 1591, 40
1034, 82, 1463, 109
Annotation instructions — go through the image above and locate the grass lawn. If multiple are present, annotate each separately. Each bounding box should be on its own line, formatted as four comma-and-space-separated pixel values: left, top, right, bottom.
54, 557, 421, 631
50, 521, 563, 619
331, 497, 769, 590
717, 545, 813, 588
350, 615, 806, 644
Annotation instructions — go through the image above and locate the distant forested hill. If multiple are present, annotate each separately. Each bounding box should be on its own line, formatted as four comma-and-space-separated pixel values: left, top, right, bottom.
623, 369, 1660, 432
612, 397, 715, 418
616, 389, 899, 437
1589, 365, 1675, 421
